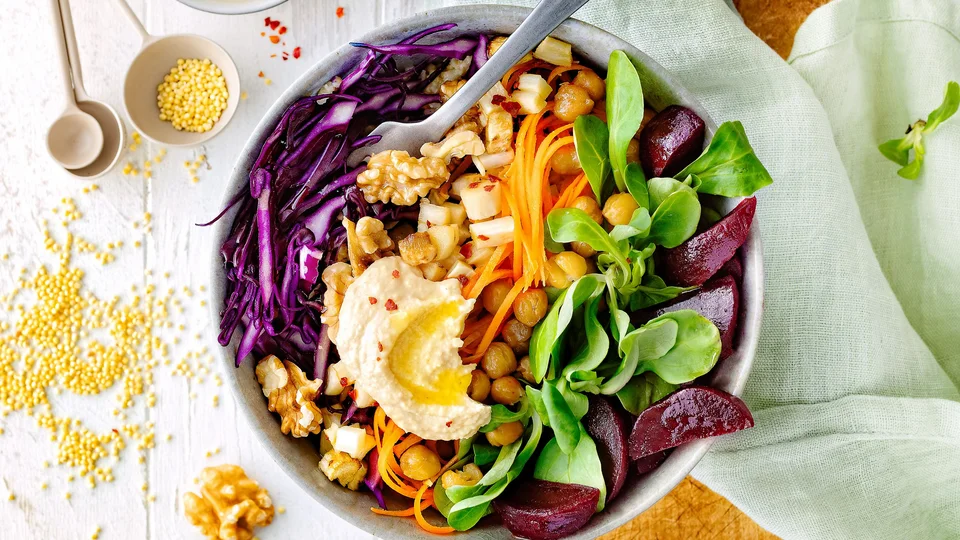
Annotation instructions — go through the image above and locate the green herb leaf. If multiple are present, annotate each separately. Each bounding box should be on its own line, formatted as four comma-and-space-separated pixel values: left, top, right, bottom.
547, 209, 628, 269
557, 377, 590, 418
647, 175, 700, 212
541, 380, 581, 454
624, 162, 649, 211
574, 115, 612, 202
609, 207, 652, 243
472, 443, 500, 467
600, 317, 679, 395
534, 425, 607, 511
615, 372, 678, 415
675, 121, 773, 197
628, 275, 696, 310
433, 480, 455, 517
606, 51, 645, 192
877, 136, 912, 167
635, 310, 720, 384
561, 293, 610, 379
647, 189, 701, 248
922, 81, 960, 133
530, 274, 606, 382
480, 393, 532, 433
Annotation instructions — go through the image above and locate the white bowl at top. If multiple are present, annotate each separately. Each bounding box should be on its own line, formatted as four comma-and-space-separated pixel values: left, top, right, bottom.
175, 0, 288, 15
208, 6, 764, 539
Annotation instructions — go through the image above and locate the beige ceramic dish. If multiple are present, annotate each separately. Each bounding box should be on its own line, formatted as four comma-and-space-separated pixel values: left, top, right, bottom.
209, 6, 764, 539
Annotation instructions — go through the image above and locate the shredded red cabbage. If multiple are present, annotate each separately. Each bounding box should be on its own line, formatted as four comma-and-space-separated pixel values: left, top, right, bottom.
207, 24, 489, 372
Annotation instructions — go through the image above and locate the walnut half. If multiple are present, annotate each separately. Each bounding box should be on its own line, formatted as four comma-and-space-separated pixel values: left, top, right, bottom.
255, 355, 323, 438
357, 150, 450, 207
183, 464, 274, 540
319, 450, 368, 490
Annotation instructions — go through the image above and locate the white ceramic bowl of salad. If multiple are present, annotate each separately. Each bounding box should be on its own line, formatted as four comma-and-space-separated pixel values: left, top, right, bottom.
176, 0, 287, 15
208, 6, 766, 539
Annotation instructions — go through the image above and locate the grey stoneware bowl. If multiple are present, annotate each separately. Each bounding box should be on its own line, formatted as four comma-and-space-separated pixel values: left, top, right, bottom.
209, 6, 764, 539
175, 0, 287, 15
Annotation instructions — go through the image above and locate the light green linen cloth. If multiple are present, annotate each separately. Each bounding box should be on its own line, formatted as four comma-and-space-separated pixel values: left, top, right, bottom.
427, 0, 960, 537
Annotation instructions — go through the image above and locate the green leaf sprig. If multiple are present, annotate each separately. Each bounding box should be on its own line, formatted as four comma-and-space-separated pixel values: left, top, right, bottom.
878, 81, 959, 180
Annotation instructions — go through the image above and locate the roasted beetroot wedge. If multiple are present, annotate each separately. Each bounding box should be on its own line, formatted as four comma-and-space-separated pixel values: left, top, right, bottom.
494, 480, 601, 540
662, 197, 756, 286
629, 386, 753, 460
634, 450, 669, 475
583, 396, 630, 503
718, 256, 742, 284
634, 275, 739, 359
639, 105, 706, 177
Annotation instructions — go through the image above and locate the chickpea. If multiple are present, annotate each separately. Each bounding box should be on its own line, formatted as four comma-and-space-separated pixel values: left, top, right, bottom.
626, 138, 641, 165
482, 343, 518, 379
399, 445, 441, 481
441, 463, 483, 489
502, 318, 532, 354
517, 356, 535, 383
490, 376, 523, 405
485, 421, 525, 447
553, 252, 587, 282
554, 83, 595, 123
570, 195, 603, 224
550, 146, 582, 176
573, 70, 606, 102
602, 193, 640, 226
513, 289, 548, 327
468, 370, 491, 402
481, 278, 514, 314
571, 241, 596, 258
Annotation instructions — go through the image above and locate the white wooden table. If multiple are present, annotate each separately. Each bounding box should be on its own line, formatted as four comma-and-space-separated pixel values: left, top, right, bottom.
0, 1, 427, 538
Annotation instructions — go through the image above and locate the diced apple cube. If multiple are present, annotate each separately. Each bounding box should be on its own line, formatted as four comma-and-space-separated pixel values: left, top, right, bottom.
534, 37, 573, 67
427, 224, 460, 260
333, 425, 377, 459
450, 173, 484, 199
461, 180, 502, 221
478, 81, 510, 116
419, 199, 452, 227
513, 90, 548, 115
461, 242, 495, 266
518, 73, 552, 96
443, 202, 467, 225
470, 216, 515, 249
477, 149, 515, 172
446, 260, 475, 280
420, 262, 447, 282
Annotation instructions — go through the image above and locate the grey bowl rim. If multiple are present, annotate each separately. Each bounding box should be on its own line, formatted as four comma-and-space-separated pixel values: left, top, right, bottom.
207, 6, 764, 539
175, 0, 288, 15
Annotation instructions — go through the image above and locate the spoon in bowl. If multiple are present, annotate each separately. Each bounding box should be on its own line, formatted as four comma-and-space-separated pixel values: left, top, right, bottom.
346, 0, 590, 167
46, 0, 106, 171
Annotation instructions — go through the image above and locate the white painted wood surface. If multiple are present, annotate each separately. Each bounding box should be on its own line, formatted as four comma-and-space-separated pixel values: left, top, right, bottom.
0, 1, 427, 538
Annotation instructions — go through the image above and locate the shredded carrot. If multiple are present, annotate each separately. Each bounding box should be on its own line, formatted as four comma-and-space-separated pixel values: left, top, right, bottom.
546, 63, 587, 84
393, 434, 423, 458
501, 182, 524, 280
472, 273, 534, 358
501, 60, 550, 90
372, 506, 417, 517
414, 483, 455, 534
554, 173, 589, 209
465, 244, 512, 299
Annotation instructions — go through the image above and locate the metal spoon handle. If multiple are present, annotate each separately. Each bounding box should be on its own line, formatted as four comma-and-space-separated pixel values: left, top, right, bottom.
428, 0, 590, 131
58, 0, 89, 101
48, 0, 79, 110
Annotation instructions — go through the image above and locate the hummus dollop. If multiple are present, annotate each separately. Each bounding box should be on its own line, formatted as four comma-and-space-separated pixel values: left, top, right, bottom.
335, 257, 490, 440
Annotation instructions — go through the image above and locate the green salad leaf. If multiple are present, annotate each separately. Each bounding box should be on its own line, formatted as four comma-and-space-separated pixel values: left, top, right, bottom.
616, 372, 678, 415
624, 162, 650, 211
479, 393, 531, 433
606, 51, 645, 192
647, 189, 701, 248
675, 121, 773, 197
878, 81, 959, 180
541, 379, 582, 454
599, 317, 679, 395
534, 424, 607, 511
648, 175, 700, 211
529, 274, 606, 382
628, 275, 696, 310
635, 310, 720, 384
472, 443, 500, 467
561, 292, 610, 380
574, 114, 612, 202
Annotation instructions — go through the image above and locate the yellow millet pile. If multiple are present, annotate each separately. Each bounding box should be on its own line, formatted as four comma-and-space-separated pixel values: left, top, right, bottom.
0, 197, 213, 494
157, 58, 229, 133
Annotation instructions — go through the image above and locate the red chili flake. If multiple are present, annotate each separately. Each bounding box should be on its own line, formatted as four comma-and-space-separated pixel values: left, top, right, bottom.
270, 54, 277, 58
445, 420, 453, 427
478, 234, 490, 241
260, 31, 265, 37
457, 275, 469, 287
112, 428, 120, 435
468, 182, 481, 189
278, 26, 287, 35
376, 356, 381, 362
293, 46, 302, 59
491, 95, 506, 106
336, 6, 345, 18
489, 175, 503, 183
282, 56, 288, 61
626, 258, 632, 264
348, 389, 357, 399
264, 16, 272, 27
502, 101, 522, 117
385, 299, 398, 311
269, 35, 280, 44
377, 342, 384, 352
483, 184, 495, 192
460, 244, 473, 258
368, 297, 378, 305
391, 269, 400, 279
258, 71, 264, 78
340, 377, 349, 387
269, 19, 281, 30
426, 220, 433, 227
282, 41, 286, 46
